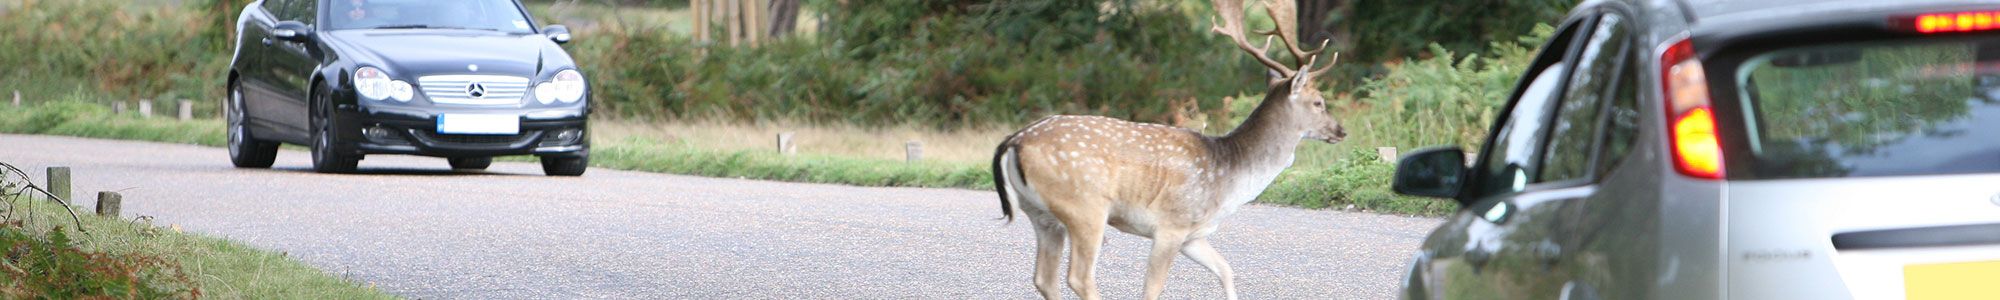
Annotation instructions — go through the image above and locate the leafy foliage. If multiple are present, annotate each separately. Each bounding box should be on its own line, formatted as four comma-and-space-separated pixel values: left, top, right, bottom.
1261, 149, 1454, 215
1344, 24, 1554, 152
0, 223, 195, 298
1343, 0, 1575, 64
0, 0, 227, 115
567, 0, 1261, 127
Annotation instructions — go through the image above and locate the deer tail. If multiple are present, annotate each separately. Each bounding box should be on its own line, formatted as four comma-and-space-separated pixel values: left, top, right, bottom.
992, 136, 1020, 224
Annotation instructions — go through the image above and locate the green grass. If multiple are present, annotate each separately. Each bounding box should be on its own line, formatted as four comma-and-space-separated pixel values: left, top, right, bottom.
593, 137, 992, 189
0, 101, 1454, 216
0, 169, 393, 298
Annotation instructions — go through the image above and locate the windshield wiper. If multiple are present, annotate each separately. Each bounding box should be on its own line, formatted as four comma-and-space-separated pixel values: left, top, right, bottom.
371, 24, 433, 29
369, 24, 507, 32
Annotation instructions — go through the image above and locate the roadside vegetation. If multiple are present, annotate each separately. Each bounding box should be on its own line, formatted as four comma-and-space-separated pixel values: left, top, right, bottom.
0, 0, 1574, 217
0, 163, 393, 298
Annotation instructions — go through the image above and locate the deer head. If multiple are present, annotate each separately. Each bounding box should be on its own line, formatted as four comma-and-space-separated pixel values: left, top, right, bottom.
1211, 0, 1346, 145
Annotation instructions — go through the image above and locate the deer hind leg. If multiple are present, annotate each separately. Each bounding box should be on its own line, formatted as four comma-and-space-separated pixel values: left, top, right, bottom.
1181, 238, 1239, 300
1141, 230, 1190, 300
1060, 210, 1109, 300
1030, 218, 1066, 300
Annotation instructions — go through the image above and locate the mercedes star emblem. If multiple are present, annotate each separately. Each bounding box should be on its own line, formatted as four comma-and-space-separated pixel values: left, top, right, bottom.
466, 83, 487, 99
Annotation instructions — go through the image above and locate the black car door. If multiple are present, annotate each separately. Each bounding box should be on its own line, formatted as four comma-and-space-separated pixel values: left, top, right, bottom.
266, 0, 320, 141
239, 0, 289, 138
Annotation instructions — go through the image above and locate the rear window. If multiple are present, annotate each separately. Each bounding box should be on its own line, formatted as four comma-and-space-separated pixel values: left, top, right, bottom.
1736, 38, 2000, 179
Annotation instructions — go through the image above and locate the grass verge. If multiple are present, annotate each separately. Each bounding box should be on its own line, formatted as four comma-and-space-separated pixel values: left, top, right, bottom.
0, 101, 1452, 216
0, 165, 392, 298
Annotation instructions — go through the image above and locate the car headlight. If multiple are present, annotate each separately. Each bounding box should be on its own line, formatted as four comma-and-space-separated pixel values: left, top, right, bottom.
389, 81, 413, 101
534, 69, 586, 104
354, 67, 413, 102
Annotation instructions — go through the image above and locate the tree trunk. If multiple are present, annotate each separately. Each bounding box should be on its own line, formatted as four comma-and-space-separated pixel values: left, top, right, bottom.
767, 0, 801, 37
725, 0, 741, 46
1295, 0, 1346, 49
693, 0, 710, 44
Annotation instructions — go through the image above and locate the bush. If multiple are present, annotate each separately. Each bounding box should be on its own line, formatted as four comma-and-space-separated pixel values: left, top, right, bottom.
565, 0, 1263, 127
1343, 24, 1554, 151
1261, 149, 1453, 215
0, 0, 228, 116
0, 223, 195, 298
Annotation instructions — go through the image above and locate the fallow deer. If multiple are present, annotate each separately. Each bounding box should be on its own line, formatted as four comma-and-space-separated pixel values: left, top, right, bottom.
989, 1, 1344, 299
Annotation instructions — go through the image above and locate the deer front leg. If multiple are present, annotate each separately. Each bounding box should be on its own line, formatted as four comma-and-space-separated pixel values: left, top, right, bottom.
1064, 220, 1107, 300
1143, 231, 1190, 300
1181, 238, 1239, 300
1031, 220, 1067, 300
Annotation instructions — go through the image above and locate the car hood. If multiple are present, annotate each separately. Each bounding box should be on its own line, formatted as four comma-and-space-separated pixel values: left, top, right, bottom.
325, 29, 574, 79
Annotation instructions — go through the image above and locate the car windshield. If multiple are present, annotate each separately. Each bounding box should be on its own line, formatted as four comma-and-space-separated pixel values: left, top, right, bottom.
1736, 37, 2000, 179
325, 0, 535, 34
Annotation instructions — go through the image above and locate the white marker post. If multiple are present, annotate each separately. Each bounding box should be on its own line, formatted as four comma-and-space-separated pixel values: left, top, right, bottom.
177, 100, 194, 121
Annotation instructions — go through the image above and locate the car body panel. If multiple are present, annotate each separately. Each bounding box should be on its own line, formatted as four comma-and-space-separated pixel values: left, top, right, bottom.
1727, 175, 2000, 299
226, 0, 588, 160
1401, 0, 2000, 299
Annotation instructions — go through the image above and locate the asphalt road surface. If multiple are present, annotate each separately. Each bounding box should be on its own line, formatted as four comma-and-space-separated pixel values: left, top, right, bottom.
0, 134, 1443, 299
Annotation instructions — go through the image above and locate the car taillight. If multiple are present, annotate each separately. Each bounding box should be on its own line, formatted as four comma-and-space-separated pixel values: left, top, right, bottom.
1661, 37, 1723, 179
1915, 11, 2000, 34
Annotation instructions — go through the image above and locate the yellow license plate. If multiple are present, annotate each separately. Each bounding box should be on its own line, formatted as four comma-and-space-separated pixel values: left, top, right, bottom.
1906, 260, 2000, 300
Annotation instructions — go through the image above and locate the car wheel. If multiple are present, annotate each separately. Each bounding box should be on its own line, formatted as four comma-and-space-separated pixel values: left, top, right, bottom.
449, 157, 492, 170
540, 152, 587, 176
228, 79, 279, 168
310, 87, 359, 173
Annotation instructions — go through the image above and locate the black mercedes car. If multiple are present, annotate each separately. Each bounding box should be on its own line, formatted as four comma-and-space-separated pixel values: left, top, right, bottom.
227, 0, 589, 176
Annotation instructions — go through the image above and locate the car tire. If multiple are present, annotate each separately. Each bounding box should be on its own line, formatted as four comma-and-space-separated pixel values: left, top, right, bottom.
228, 79, 279, 169
540, 153, 587, 176
310, 86, 360, 174
449, 157, 493, 170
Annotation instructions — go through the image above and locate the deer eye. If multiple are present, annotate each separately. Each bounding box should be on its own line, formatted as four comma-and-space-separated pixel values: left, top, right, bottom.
1312, 101, 1324, 107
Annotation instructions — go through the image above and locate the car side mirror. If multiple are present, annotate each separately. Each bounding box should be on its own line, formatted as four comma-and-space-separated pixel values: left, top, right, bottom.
1392, 147, 1467, 199
543, 25, 572, 44
273, 21, 312, 42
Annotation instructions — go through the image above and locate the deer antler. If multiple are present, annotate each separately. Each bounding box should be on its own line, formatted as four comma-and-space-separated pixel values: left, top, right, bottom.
1211, 0, 1296, 77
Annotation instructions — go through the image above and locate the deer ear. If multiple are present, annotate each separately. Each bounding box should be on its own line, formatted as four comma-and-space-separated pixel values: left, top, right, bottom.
1291, 55, 1319, 96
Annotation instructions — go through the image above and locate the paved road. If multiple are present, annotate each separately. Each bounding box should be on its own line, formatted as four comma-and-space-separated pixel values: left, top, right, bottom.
0, 134, 1443, 299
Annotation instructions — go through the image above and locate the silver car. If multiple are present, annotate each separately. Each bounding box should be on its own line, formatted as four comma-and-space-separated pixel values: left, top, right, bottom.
1390, 0, 2000, 299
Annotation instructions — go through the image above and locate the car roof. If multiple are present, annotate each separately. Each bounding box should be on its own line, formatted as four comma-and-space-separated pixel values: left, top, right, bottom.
1686, 0, 1933, 20
1690, 0, 2000, 30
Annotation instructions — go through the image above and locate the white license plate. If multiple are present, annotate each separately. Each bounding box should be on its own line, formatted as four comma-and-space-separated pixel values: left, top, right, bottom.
435, 114, 520, 135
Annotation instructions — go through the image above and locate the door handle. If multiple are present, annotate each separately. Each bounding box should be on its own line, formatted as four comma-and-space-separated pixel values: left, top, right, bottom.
1464, 245, 1494, 270
1535, 240, 1563, 267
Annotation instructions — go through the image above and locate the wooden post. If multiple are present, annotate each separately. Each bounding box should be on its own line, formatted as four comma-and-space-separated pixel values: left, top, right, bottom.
113, 102, 128, 114
1377, 147, 1399, 163
905, 140, 923, 163
9, 90, 17, 107
45, 167, 70, 203
138, 99, 154, 118
776, 132, 797, 155
95, 192, 121, 217
177, 100, 194, 121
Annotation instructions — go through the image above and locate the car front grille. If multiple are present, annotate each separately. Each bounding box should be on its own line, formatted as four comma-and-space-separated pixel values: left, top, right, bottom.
418, 75, 530, 106
411, 129, 542, 148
